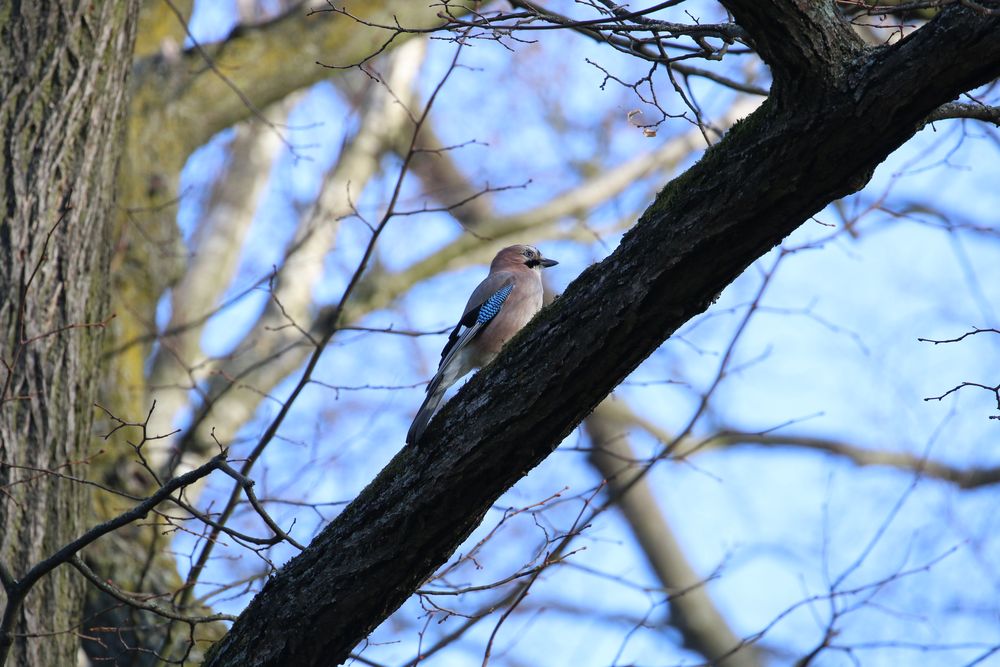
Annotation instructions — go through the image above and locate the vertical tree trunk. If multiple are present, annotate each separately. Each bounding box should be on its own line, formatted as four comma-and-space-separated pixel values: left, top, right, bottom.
0, 3, 139, 666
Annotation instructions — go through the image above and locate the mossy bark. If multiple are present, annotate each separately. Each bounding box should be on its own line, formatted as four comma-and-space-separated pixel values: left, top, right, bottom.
0, 3, 139, 666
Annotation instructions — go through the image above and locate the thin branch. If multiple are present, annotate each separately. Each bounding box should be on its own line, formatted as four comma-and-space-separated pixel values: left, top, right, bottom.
924, 101, 1000, 125
69, 557, 237, 624
918, 327, 1000, 344
0, 454, 227, 665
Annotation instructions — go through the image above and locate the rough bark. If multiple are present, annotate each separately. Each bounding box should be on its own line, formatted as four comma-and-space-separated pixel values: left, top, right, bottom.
204, 4, 1000, 666
0, 3, 139, 666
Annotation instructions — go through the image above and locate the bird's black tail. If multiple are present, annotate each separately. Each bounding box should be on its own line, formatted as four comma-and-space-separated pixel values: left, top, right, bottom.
406, 375, 446, 446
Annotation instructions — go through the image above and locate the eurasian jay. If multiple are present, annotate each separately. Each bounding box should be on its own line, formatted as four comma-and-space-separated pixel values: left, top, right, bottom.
406, 244, 558, 445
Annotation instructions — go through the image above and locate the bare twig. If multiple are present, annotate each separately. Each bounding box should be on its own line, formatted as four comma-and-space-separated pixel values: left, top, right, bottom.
0, 454, 228, 665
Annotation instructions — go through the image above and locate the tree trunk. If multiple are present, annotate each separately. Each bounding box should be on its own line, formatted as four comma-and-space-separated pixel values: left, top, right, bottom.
0, 3, 139, 666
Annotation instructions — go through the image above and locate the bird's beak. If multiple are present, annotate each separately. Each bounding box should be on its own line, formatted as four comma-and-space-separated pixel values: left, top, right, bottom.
538, 257, 558, 268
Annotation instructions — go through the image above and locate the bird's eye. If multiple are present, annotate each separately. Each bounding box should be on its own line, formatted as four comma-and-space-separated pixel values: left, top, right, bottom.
522, 249, 532, 258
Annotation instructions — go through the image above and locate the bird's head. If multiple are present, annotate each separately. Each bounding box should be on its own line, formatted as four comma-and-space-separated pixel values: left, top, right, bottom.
492, 245, 559, 271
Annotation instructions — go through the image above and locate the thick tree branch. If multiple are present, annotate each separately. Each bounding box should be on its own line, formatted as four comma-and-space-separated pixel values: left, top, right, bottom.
131, 1, 454, 160
924, 101, 1000, 126
205, 6, 1000, 666
721, 0, 864, 89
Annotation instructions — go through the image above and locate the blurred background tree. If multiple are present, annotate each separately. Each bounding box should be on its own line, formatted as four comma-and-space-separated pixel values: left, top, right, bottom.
2, 1, 1000, 666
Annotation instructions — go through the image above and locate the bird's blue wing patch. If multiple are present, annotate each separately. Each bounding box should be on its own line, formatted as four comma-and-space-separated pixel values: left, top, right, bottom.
477, 283, 513, 324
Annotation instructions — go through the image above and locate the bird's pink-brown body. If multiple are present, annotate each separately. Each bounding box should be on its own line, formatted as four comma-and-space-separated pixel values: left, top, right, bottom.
406, 245, 558, 445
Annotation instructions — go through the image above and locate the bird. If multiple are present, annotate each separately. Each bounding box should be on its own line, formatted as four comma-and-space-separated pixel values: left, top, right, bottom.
406, 244, 558, 445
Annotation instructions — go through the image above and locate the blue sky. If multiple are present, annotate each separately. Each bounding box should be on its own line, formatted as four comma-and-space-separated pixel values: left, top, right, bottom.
169, 3, 1000, 665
